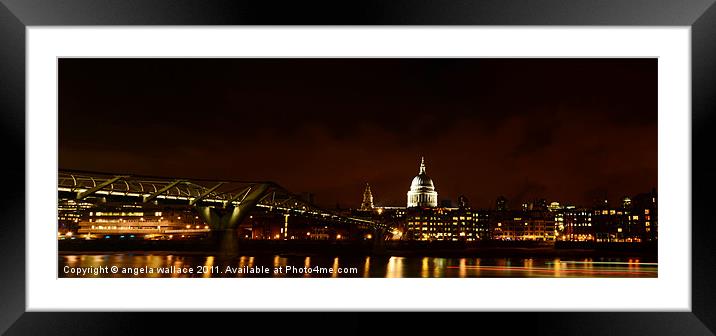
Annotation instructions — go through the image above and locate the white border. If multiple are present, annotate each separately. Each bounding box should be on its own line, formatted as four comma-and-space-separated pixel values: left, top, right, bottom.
27, 27, 690, 311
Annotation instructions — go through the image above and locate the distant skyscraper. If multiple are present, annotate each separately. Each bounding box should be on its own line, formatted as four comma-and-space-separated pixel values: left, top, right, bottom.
407, 157, 438, 208
496, 196, 508, 211
621, 196, 632, 209
360, 183, 375, 210
457, 195, 469, 209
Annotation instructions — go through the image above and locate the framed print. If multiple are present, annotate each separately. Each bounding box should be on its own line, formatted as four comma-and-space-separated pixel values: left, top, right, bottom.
1, 0, 715, 335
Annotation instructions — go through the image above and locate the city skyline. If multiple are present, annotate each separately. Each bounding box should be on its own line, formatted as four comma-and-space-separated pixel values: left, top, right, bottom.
59, 58, 657, 209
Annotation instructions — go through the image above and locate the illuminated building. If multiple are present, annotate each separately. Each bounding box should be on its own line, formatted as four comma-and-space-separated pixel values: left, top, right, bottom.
407, 157, 438, 208
591, 206, 629, 242
563, 208, 594, 241
75, 209, 210, 240
631, 189, 658, 242
558, 191, 658, 243
57, 198, 95, 234
490, 197, 555, 241
491, 210, 556, 241
244, 211, 344, 241
360, 183, 375, 211
406, 207, 489, 241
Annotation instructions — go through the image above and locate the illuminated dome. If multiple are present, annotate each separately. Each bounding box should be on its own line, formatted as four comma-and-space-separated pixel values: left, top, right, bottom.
407, 157, 438, 208
410, 173, 435, 190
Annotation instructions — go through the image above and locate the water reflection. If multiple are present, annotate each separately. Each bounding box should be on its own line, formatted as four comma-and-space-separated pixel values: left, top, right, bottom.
332, 257, 339, 278
59, 254, 658, 278
386, 257, 405, 278
203, 256, 214, 278
304, 257, 311, 278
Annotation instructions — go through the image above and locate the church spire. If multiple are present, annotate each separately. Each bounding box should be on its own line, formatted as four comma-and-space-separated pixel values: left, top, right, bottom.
360, 182, 374, 210
419, 156, 426, 175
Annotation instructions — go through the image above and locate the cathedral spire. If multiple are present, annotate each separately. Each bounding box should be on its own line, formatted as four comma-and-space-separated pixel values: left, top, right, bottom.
419, 156, 426, 175
360, 182, 374, 210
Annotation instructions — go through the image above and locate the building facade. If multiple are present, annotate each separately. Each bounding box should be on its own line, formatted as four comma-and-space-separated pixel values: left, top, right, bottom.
405, 207, 489, 241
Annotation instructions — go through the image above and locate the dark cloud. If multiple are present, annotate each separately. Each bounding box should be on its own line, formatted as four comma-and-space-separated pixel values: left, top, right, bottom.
59, 58, 657, 208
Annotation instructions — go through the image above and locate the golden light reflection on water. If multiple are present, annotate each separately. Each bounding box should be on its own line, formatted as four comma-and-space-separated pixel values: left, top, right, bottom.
524, 259, 534, 277
273, 255, 287, 278
583, 258, 593, 273
59, 254, 657, 278
203, 256, 214, 278
171, 257, 184, 278
304, 257, 311, 278
238, 256, 247, 277
553, 258, 562, 277
433, 258, 444, 278
332, 257, 339, 278
386, 257, 404, 278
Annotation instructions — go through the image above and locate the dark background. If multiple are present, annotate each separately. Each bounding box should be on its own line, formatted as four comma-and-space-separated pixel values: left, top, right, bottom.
59, 58, 657, 209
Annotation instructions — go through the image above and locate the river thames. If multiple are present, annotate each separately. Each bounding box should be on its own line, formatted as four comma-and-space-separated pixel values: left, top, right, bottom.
59, 253, 657, 278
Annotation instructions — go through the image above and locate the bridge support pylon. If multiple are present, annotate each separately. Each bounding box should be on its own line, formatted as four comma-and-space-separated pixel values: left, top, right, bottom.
371, 228, 387, 255
196, 206, 249, 255
215, 229, 239, 256
194, 184, 271, 254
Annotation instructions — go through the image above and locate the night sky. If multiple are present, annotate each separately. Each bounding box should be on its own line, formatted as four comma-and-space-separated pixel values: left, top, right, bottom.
59, 58, 657, 209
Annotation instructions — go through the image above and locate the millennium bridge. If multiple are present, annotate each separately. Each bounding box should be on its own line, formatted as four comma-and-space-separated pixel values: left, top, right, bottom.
58, 170, 390, 252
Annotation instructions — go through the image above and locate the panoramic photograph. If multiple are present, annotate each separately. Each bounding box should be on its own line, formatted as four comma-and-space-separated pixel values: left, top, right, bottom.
57, 58, 657, 278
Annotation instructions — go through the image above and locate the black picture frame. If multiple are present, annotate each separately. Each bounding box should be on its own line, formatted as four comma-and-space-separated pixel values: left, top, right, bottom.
1, 0, 715, 334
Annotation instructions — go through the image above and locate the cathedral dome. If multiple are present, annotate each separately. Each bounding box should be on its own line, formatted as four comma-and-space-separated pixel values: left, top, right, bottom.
410, 173, 435, 191
407, 157, 438, 208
